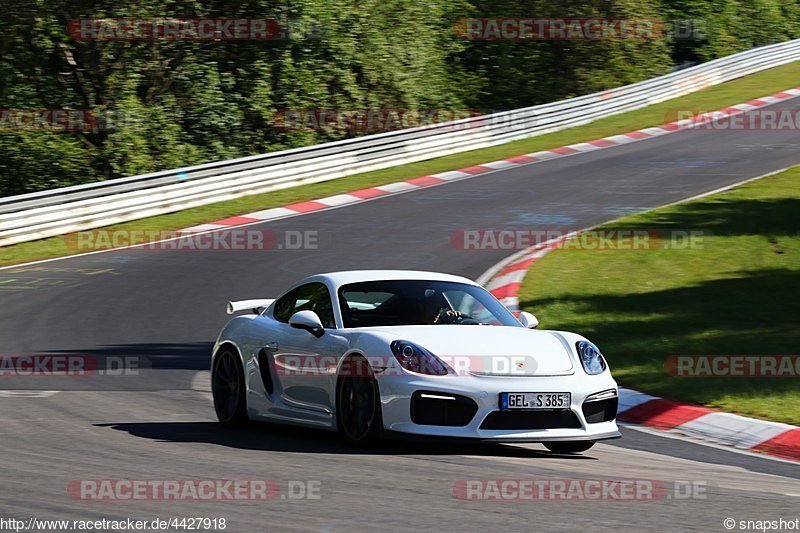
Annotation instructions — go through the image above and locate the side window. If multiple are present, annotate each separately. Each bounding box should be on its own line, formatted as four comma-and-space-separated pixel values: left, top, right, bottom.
272, 288, 299, 323
272, 282, 336, 328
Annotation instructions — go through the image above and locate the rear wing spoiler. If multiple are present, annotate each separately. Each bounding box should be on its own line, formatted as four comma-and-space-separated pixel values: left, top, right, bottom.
227, 299, 275, 315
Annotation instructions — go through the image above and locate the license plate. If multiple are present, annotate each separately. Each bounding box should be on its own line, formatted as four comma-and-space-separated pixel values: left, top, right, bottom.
500, 392, 571, 410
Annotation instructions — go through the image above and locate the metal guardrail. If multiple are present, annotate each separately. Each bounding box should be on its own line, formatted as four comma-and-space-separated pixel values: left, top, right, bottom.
2, 39, 799, 246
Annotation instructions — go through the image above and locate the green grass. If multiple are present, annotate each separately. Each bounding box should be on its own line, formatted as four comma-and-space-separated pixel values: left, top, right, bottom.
519, 167, 800, 424
2, 61, 800, 267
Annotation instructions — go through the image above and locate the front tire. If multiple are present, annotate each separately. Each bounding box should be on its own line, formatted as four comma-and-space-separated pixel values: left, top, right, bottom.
212, 348, 249, 427
543, 441, 595, 454
336, 355, 381, 444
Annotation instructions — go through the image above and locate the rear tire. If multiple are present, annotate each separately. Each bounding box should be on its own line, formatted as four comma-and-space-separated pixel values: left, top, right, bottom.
212, 348, 249, 427
543, 441, 595, 454
336, 355, 382, 444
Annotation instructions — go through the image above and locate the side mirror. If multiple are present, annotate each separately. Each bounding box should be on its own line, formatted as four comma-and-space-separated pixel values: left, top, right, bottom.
518, 311, 539, 329
289, 310, 325, 337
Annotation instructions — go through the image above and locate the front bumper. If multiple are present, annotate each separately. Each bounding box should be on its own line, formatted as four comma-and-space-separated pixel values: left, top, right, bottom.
378, 372, 620, 442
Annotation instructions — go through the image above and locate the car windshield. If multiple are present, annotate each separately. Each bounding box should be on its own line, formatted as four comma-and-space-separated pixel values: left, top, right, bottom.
338, 280, 520, 328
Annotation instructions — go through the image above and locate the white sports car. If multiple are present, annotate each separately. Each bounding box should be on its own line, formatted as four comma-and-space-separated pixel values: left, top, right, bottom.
212, 270, 620, 453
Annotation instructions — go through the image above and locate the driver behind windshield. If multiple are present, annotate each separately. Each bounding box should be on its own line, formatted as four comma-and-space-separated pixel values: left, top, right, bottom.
338, 280, 520, 328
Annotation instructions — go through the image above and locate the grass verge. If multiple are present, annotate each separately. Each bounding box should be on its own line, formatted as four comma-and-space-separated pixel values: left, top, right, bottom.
519, 166, 800, 424
2, 61, 800, 267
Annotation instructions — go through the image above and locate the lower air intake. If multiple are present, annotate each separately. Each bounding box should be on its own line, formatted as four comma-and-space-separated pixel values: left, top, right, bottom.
411, 391, 478, 427
582, 397, 618, 424
480, 410, 582, 430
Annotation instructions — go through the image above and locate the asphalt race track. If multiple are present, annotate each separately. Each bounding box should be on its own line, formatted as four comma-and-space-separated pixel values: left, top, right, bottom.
1, 97, 799, 531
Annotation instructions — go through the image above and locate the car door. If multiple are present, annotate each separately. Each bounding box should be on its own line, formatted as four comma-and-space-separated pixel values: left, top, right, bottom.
266, 282, 347, 416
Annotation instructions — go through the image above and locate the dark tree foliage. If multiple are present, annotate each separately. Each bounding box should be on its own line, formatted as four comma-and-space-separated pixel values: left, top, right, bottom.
0, 0, 796, 195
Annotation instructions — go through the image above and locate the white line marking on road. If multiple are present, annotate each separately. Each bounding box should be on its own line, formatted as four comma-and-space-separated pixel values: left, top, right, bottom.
0, 390, 60, 398
622, 423, 800, 465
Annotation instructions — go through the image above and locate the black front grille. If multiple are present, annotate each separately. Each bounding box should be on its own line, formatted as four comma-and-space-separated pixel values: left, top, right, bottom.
582, 397, 618, 423
480, 410, 582, 430
411, 391, 478, 427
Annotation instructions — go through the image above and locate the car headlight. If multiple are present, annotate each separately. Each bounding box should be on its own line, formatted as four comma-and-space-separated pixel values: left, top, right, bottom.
576, 341, 607, 375
390, 340, 449, 376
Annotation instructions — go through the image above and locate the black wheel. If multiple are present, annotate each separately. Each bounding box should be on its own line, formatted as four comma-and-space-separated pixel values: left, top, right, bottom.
543, 441, 596, 454
336, 356, 381, 444
212, 348, 249, 427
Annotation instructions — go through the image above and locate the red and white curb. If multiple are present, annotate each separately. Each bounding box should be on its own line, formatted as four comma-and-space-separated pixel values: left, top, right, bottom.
617, 390, 800, 461
479, 240, 800, 463
180, 87, 800, 234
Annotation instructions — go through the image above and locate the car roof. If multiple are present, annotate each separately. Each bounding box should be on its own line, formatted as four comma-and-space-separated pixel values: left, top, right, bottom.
300, 270, 478, 288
